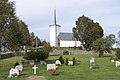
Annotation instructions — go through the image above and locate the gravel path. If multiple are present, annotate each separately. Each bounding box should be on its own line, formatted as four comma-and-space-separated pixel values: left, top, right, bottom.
26, 76, 47, 80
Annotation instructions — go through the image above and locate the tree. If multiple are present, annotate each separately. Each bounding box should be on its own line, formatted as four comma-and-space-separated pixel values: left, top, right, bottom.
92, 34, 116, 57
42, 41, 52, 53
6, 19, 22, 51
24, 41, 52, 61
116, 31, 120, 48
0, 0, 19, 51
18, 20, 31, 47
0, 0, 13, 36
30, 33, 42, 48
0, 0, 31, 51
73, 15, 104, 50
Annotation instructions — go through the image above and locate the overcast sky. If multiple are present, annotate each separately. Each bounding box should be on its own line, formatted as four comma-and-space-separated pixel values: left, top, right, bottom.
10, 0, 120, 41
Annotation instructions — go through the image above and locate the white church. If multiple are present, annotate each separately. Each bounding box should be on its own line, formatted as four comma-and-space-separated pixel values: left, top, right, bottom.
49, 10, 82, 47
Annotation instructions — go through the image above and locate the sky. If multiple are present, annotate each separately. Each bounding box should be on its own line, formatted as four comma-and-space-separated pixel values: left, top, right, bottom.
10, 0, 120, 42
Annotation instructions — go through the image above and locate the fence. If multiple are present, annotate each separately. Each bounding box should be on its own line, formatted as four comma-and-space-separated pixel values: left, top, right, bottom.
0, 52, 15, 59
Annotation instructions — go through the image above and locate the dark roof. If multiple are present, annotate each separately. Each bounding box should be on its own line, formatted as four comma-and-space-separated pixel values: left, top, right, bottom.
58, 33, 77, 41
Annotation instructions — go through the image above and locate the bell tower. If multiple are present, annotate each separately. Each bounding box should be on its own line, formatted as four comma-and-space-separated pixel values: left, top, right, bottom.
49, 10, 61, 47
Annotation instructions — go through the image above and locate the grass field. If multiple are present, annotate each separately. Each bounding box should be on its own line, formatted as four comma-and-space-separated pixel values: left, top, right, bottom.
0, 54, 120, 80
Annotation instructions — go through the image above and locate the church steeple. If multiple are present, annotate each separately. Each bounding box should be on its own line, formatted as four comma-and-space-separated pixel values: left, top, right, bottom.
49, 10, 61, 47
54, 9, 57, 25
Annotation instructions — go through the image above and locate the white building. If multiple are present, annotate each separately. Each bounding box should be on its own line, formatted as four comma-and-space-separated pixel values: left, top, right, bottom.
49, 10, 82, 47
58, 33, 81, 47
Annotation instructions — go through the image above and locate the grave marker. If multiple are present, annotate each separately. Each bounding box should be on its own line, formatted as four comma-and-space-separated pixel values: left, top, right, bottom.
47, 64, 56, 71
29, 60, 35, 66
68, 61, 73, 66
32, 65, 38, 74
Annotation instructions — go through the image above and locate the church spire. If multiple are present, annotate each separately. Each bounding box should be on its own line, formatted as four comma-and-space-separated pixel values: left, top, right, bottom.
49, 9, 61, 47
54, 9, 57, 25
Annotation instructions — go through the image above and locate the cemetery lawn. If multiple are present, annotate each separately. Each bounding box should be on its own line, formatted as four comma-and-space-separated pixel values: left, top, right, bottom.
0, 54, 120, 80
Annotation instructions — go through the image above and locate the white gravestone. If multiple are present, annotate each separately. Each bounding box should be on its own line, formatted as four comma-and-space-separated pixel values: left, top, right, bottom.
116, 61, 120, 67
47, 64, 56, 71
55, 60, 61, 66
32, 65, 38, 74
15, 64, 23, 72
68, 61, 73, 66
40, 60, 46, 65
8, 68, 19, 78
90, 57, 95, 65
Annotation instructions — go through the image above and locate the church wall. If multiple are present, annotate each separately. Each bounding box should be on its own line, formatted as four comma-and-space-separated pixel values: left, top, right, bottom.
50, 25, 56, 47
59, 40, 81, 47
50, 25, 60, 47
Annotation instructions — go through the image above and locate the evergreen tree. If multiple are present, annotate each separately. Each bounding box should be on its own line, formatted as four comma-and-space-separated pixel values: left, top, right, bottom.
0, 0, 31, 51
0, 0, 18, 50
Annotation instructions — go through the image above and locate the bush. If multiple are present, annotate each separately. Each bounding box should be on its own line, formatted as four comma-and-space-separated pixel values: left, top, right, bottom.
78, 46, 83, 50
98, 50, 104, 57
36, 49, 49, 61
73, 46, 76, 50
73, 57, 76, 65
42, 41, 52, 53
23, 50, 37, 60
59, 56, 64, 64
63, 50, 69, 55
65, 58, 68, 65
24, 49, 49, 61
115, 49, 120, 59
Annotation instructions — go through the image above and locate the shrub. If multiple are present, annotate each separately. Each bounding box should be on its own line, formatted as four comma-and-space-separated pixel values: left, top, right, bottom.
73, 46, 76, 50
73, 57, 76, 65
23, 50, 37, 60
98, 50, 104, 57
78, 46, 83, 50
36, 49, 49, 61
115, 49, 120, 59
24, 49, 49, 61
63, 50, 69, 55
42, 41, 52, 53
59, 56, 64, 64
65, 58, 68, 65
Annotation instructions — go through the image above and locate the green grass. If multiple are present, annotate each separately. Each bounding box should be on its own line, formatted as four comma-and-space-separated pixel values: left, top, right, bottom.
0, 54, 120, 80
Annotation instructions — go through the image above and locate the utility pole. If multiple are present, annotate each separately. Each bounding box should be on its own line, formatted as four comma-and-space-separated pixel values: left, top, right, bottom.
36, 36, 38, 48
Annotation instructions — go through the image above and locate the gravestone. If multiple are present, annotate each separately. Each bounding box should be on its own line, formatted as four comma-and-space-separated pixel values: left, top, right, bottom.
116, 61, 120, 67
47, 64, 56, 71
68, 61, 73, 66
55, 60, 61, 66
8, 68, 19, 78
40, 60, 46, 65
32, 65, 38, 74
15, 64, 23, 72
89, 57, 99, 69
90, 57, 95, 65
29, 60, 35, 66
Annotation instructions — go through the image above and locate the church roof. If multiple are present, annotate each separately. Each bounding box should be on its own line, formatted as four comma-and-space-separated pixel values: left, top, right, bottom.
58, 33, 77, 41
